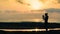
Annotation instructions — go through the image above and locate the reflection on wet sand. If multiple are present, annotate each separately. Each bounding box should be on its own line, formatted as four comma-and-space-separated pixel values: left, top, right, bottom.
0, 28, 60, 31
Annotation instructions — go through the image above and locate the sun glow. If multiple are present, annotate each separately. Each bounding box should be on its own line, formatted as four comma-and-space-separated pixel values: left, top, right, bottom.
29, 0, 43, 10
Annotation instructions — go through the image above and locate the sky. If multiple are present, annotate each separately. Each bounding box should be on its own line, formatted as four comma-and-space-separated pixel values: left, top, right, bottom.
0, 0, 60, 23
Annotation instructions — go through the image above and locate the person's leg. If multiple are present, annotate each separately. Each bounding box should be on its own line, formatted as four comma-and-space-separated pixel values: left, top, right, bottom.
45, 21, 48, 31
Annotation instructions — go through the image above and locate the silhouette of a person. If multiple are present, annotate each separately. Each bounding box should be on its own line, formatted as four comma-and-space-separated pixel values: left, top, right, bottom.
42, 13, 49, 31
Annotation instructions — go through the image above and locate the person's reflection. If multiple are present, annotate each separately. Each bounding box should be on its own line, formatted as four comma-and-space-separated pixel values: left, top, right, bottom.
42, 13, 49, 31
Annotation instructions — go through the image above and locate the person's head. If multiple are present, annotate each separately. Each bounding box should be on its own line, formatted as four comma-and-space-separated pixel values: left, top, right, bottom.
45, 13, 48, 16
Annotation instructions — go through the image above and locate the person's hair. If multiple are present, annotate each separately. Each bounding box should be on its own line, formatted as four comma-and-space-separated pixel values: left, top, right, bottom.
45, 13, 48, 16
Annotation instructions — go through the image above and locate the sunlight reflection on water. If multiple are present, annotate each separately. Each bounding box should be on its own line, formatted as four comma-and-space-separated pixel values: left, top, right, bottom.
0, 28, 60, 31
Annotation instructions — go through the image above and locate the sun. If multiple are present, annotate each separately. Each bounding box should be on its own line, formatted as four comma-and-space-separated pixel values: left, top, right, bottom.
29, 0, 43, 10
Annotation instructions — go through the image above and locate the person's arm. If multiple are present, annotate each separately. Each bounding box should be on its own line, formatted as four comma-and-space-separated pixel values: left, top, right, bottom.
42, 15, 44, 20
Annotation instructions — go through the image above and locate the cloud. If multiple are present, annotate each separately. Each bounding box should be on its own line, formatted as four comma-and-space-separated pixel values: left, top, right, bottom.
0, 10, 44, 22
42, 0, 60, 9
58, 0, 60, 3
45, 8, 60, 23
0, 8, 60, 23
45, 8, 60, 13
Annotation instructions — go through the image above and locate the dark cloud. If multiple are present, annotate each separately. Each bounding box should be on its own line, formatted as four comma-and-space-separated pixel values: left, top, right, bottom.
58, 0, 60, 3
16, 0, 30, 6
16, 0, 24, 4
44, 8, 60, 22
45, 8, 60, 13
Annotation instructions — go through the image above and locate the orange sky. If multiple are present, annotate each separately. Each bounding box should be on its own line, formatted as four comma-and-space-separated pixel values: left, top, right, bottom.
0, 0, 60, 11
0, 0, 60, 22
